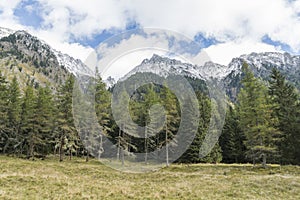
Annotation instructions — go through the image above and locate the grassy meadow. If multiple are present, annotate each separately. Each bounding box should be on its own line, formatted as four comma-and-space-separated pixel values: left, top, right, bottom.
0, 155, 299, 199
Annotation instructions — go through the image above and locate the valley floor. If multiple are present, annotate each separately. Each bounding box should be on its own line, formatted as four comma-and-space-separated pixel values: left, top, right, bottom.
0, 156, 299, 199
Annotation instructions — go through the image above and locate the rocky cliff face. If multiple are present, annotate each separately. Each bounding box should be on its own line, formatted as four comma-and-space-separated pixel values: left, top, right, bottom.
0, 27, 92, 90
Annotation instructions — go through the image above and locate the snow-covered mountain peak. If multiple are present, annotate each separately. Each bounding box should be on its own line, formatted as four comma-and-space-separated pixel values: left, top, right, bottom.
0, 27, 93, 77
54, 51, 93, 76
0, 27, 15, 38
120, 54, 203, 81
118, 51, 300, 88
120, 54, 235, 82
227, 52, 300, 75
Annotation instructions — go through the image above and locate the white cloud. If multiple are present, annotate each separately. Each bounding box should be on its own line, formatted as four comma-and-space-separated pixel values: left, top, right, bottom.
86, 29, 207, 79
37, 0, 128, 39
122, 0, 300, 52
92, 32, 171, 79
204, 40, 281, 65
0, 0, 24, 30
1, 0, 300, 65
32, 29, 93, 61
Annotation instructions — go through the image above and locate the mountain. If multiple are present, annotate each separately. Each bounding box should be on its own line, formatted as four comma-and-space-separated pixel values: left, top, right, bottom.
1, 26, 299, 98
121, 54, 235, 81
0, 27, 14, 38
0, 27, 92, 90
121, 54, 203, 81
224, 52, 300, 99
119, 52, 300, 100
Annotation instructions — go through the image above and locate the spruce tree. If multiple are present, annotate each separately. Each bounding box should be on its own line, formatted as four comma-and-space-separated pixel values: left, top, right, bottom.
177, 92, 209, 163
112, 86, 136, 165
56, 76, 78, 161
220, 105, 246, 163
0, 71, 9, 153
94, 75, 112, 159
6, 76, 22, 154
160, 84, 180, 166
268, 68, 300, 164
142, 84, 162, 163
238, 63, 280, 167
35, 85, 55, 156
21, 84, 39, 159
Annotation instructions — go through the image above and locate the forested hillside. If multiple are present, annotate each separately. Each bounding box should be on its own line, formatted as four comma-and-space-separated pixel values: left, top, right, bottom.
0, 61, 299, 165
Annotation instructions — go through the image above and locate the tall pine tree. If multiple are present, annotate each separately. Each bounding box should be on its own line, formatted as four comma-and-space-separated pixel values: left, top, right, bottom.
21, 84, 39, 159
220, 105, 246, 163
35, 85, 55, 156
6, 76, 22, 154
0, 71, 9, 153
56, 76, 78, 161
268, 68, 300, 164
238, 63, 280, 167
160, 84, 180, 166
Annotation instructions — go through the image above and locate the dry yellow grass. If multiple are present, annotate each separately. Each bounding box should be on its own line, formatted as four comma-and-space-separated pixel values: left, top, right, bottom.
0, 156, 299, 199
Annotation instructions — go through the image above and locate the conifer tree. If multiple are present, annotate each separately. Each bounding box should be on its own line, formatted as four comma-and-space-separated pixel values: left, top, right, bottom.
94, 75, 112, 159
56, 76, 78, 161
220, 105, 246, 163
6, 76, 22, 154
160, 84, 180, 166
0, 71, 9, 153
21, 84, 39, 159
268, 68, 300, 164
142, 84, 162, 163
113, 87, 136, 165
35, 85, 55, 156
238, 63, 280, 167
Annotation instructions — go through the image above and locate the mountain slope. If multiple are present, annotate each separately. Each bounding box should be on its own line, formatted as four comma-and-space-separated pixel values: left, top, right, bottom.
119, 52, 300, 99
0, 27, 92, 90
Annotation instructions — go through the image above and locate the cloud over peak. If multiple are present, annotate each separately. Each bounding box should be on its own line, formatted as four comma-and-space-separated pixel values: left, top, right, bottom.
0, 0, 300, 65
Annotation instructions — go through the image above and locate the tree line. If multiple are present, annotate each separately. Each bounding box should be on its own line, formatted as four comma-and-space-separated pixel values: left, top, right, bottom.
0, 63, 299, 166
220, 63, 300, 166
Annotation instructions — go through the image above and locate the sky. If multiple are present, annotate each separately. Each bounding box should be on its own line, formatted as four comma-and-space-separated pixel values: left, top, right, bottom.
1, 0, 300, 73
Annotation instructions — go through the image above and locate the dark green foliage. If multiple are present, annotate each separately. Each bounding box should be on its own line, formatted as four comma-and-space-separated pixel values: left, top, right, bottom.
237, 63, 280, 167
0, 71, 9, 152
178, 92, 212, 163
20, 84, 39, 159
0, 66, 298, 166
55, 75, 78, 161
268, 68, 300, 164
5, 76, 22, 154
220, 105, 246, 163
35, 85, 55, 156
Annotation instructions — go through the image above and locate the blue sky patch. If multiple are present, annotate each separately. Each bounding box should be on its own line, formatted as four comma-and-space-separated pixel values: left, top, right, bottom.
14, 0, 43, 28
262, 35, 292, 52
71, 29, 116, 48
194, 33, 219, 48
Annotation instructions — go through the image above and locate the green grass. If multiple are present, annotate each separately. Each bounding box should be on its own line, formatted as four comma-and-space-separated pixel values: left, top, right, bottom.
0, 156, 299, 199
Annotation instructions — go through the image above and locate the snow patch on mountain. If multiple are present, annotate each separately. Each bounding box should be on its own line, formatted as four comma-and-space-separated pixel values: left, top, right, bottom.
117, 52, 300, 90
120, 54, 236, 82
0, 27, 15, 39
0, 27, 93, 77
53, 51, 93, 76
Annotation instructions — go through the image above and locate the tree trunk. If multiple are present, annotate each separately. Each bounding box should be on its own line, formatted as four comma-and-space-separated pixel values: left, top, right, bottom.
121, 148, 125, 166
165, 120, 169, 167
28, 136, 34, 160
86, 149, 89, 162
69, 149, 72, 160
98, 135, 103, 160
145, 125, 148, 164
262, 153, 267, 168
59, 137, 64, 162
117, 128, 121, 161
